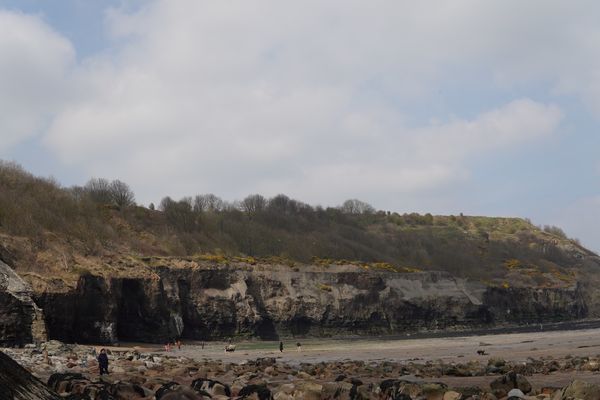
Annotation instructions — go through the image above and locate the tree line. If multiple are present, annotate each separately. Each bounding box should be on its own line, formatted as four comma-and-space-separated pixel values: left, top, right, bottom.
0, 160, 586, 281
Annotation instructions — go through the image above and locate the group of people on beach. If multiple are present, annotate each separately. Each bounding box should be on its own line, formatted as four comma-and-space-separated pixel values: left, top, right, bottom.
164, 338, 183, 352
280, 341, 303, 352
93, 338, 303, 376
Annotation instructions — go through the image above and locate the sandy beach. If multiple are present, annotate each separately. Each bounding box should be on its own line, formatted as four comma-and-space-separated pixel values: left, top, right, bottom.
170, 327, 600, 364
156, 327, 600, 389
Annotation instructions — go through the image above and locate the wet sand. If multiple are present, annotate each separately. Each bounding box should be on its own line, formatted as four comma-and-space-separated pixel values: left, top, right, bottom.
142, 327, 600, 389
168, 327, 600, 365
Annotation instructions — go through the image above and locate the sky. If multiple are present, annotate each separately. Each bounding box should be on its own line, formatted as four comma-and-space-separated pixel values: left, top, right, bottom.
0, 1, 598, 252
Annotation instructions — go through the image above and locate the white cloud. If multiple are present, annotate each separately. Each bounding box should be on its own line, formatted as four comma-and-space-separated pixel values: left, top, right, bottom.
4, 1, 599, 248
414, 99, 563, 162
0, 11, 74, 153
36, 0, 573, 206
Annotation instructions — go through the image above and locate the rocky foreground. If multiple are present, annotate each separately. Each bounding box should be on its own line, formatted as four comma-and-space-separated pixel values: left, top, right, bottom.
4, 341, 600, 399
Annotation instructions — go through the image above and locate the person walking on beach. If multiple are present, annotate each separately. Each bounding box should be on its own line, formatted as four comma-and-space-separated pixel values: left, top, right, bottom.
296, 342, 302, 352
279, 341, 284, 352
97, 349, 109, 375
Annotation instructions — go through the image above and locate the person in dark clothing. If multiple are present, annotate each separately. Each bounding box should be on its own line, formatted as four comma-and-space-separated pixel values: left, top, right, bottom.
279, 341, 284, 352
97, 348, 109, 375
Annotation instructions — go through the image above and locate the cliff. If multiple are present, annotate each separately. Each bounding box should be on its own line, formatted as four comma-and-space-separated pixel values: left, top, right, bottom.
29, 261, 589, 344
1, 162, 599, 345
0, 260, 46, 346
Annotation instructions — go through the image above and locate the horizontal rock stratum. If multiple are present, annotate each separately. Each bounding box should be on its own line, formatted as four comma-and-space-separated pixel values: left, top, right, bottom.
24, 260, 589, 344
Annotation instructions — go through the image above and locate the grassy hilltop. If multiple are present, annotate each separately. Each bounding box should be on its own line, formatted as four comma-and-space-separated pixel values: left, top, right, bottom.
0, 161, 597, 290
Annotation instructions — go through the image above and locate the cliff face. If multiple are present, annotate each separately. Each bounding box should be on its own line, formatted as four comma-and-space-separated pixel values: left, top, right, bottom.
0, 260, 47, 346
32, 264, 588, 344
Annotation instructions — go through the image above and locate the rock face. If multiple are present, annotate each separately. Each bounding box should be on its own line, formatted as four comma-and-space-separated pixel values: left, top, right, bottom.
32, 263, 589, 344
0, 351, 60, 400
0, 260, 47, 346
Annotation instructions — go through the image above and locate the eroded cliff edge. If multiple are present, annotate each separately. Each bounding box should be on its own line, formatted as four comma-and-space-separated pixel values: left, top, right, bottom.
27, 261, 590, 344
0, 260, 47, 346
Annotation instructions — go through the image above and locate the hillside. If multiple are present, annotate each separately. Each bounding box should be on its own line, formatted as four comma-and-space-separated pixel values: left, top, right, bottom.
2, 161, 600, 344
0, 160, 598, 290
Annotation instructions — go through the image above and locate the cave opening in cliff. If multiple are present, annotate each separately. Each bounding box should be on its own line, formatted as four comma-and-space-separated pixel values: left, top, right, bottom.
117, 278, 167, 342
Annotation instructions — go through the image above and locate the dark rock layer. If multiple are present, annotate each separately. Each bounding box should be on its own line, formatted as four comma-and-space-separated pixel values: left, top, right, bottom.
33, 265, 588, 344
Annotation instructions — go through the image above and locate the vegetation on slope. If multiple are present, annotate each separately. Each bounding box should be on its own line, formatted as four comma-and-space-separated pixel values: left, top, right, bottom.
0, 161, 597, 288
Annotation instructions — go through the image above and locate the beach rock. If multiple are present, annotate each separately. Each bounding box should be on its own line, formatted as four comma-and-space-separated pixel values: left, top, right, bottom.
42, 340, 70, 355
47, 372, 86, 393
47, 373, 122, 399
0, 350, 60, 399
489, 372, 531, 398
421, 382, 448, 400
111, 382, 150, 399
294, 382, 323, 400
274, 392, 293, 400
155, 382, 185, 399
451, 386, 482, 398
581, 360, 600, 371
297, 371, 313, 380
322, 381, 354, 399
379, 380, 422, 399
443, 391, 462, 400
238, 384, 273, 400
551, 380, 600, 400
191, 378, 231, 397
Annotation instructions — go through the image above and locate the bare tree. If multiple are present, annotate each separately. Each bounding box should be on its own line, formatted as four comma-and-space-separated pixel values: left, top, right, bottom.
84, 178, 112, 204
339, 199, 375, 214
67, 185, 87, 202
267, 194, 291, 213
241, 194, 267, 214
193, 194, 224, 212
544, 225, 567, 239
109, 180, 135, 208
159, 196, 175, 211
160, 196, 197, 231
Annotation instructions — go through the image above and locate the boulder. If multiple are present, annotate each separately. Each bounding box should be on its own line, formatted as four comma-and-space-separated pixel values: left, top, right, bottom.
0, 350, 60, 399
294, 382, 323, 400
191, 378, 231, 397
443, 391, 462, 400
489, 371, 531, 398
379, 380, 423, 399
111, 382, 149, 399
421, 382, 448, 400
238, 384, 273, 400
42, 340, 70, 356
47, 372, 86, 393
551, 380, 600, 400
